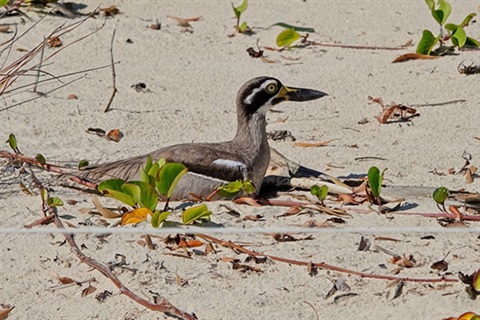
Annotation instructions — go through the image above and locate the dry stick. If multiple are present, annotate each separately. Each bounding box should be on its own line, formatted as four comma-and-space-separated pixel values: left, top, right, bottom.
26, 169, 197, 319
103, 29, 118, 113
197, 233, 457, 283
311, 42, 406, 51
410, 99, 466, 107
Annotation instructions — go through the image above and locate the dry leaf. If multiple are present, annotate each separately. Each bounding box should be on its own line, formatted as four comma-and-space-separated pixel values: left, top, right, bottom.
204, 242, 216, 255
307, 261, 317, 276
401, 39, 413, 47
431, 259, 449, 272
167, 15, 202, 28
141, 234, 156, 250
186, 240, 204, 248
47, 36, 62, 48
67, 94, 78, 100
242, 214, 264, 221
81, 285, 97, 297
390, 254, 416, 268
294, 139, 336, 147
272, 233, 313, 242
101, 5, 120, 16
0, 25, 9, 33
376, 105, 397, 124
449, 205, 463, 221
392, 53, 439, 63
231, 261, 263, 273
246, 47, 263, 58
106, 129, 123, 142
260, 56, 277, 63
92, 196, 122, 218
465, 167, 476, 184
0, 305, 14, 320
121, 207, 151, 225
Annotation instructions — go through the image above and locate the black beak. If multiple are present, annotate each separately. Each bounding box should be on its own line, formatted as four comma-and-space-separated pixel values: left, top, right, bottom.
282, 86, 328, 101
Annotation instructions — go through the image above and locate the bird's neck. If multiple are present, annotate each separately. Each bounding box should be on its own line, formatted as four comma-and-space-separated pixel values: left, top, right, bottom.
232, 113, 268, 150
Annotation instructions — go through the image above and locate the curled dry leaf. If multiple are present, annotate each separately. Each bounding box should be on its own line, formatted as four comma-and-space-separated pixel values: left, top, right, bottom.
167, 15, 202, 28
106, 129, 123, 142
389, 254, 416, 268
91, 196, 122, 218
392, 53, 439, 63
81, 285, 97, 297
242, 214, 264, 221
465, 166, 477, 184
100, 5, 120, 16
431, 259, 449, 272
67, 94, 78, 99
368, 96, 417, 124
449, 205, 464, 221
47, 36, 62, 48
458, 61, 480, 75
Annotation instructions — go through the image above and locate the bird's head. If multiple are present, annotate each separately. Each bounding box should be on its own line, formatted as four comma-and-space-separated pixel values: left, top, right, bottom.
236, 76, 328, 117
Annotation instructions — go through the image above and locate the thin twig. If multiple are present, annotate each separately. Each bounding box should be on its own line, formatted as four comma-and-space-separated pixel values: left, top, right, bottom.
197, 233, 458, 283
103, 29, 118, 113
311, 42, 406, 51
32, 37, 46, 93
410, 99, 466, 107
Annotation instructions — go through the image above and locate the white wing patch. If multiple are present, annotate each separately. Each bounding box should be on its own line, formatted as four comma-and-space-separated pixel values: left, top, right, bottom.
212, 159, 247, 171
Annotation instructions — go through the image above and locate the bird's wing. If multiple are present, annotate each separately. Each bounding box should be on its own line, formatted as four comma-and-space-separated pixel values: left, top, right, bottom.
77, 143, 246, 183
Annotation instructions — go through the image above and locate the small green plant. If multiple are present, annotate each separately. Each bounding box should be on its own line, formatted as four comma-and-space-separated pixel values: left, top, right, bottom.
310, 184, 328, 205
367, 166, 387, 205
432, 186, 449, 212
215, 179, 255, 198
231, 0, 250, 33
417, 0, 479, 55
271, 23, 315, 48
98, 157, 212, 228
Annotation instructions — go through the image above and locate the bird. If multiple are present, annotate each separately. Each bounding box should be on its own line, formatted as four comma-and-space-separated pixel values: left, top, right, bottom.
76, 76, 327, 200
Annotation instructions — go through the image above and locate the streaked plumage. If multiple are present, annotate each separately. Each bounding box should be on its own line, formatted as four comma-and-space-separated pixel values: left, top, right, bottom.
76, 77, 327, 200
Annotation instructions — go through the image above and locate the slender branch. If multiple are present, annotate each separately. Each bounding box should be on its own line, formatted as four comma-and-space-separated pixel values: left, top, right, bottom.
103, 29, 118, 113
198, 233, 458, 283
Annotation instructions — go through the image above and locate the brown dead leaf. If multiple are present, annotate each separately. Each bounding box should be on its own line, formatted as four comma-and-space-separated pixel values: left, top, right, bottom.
219, 257, 239, 263
431, 259, 449, 272
47, 36, 62, 48
272, 233, 313, 242
106, 129, 123, 142
294, 139, 336, 147
262, 46, 285, 52
175, 272, 188, 286
81, 285, 97, 297
141, 234, 156, 250
204, 242, 216, 255
0, 25, 10, 33
392, 53, 439, 63
466, 166, 476, 184
376, 105, 397, 124
101, 5, 120, 16
390, 254, 416, 268
242, 214, 264, 221
233, 197, 261, 206
0, 305, 14, 320
401, 39, 413, 47
449, 205, 463, 221
167, 15, 202, 28
246, 47, 263, 58
186, 240, 204, 248
67, 94, 78, 100
92, 196, 122, 218
307, 261, 317, 276
231, 261, 263, 273
448, 167, 456, 174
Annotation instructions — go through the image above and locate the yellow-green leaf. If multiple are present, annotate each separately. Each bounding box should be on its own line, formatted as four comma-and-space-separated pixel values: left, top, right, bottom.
231, 0, 248, 19
35, 154, 46, 165
47, 197, 64, 207
182, 204, 212, 225
151, 210, 171, 228
276, 29, 301, 48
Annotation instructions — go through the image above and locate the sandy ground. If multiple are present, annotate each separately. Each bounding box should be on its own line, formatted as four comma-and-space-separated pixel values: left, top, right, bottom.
1, 0, 480, 319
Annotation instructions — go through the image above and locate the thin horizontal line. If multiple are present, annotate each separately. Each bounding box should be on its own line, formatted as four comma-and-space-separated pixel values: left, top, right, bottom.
0, 226, 478, 235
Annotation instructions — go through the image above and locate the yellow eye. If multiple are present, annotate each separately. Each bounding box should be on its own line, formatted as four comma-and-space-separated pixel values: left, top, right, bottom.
265, 83, 277, 94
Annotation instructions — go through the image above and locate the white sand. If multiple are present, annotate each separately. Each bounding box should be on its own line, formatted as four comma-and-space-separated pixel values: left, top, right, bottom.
1, 0, 479, 319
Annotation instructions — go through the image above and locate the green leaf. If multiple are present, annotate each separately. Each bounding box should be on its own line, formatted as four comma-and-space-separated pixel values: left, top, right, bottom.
122, 181, 158, 211
311, 185, 328, 201
276, 29, 301, 47
216, 180, 244, 198
238, 21, 249, 33
432, 187, 449, 204
35, 154, 46, 165
465, 36, 480, 48
231, 0, 248, 19
98, 179, 136, 207
429, 0, 451, 25
140, 156, 153, 183
269, 22, 315, 33
450, 25, 467, 47
473, 269, 480, 292
40, 188, 49, 202
151, 210, 171, 228
182, 204, 212, 225
425, 0, 435, 11
47, 196, 64, 207
368, 166, 385, 199
7, 133, 17, 151
459, 13, 477, 28
416, 29, 438, 54
0, 0, 8, 7
242, 180, 255, 195
78, 159, 89, 170
155, 162, 188, 198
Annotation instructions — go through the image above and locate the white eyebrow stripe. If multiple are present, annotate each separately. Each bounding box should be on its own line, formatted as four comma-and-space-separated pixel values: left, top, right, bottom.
212, 159, 246, 170
243, 79, 278, 105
